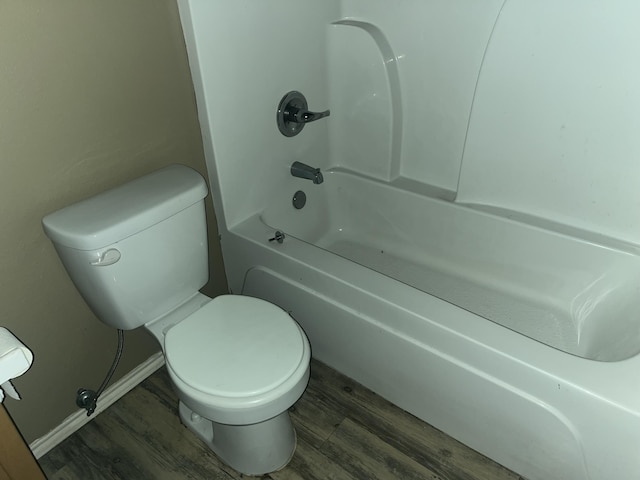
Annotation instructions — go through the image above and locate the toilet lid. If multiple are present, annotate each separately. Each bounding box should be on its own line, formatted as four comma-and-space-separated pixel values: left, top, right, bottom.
164, 295, 306, 399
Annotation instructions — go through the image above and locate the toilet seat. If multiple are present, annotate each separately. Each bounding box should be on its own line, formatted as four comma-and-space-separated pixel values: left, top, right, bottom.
164, 295, 308, 409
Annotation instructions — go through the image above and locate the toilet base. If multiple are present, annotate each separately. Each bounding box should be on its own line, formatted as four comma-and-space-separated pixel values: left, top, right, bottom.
179, 401, 297, 476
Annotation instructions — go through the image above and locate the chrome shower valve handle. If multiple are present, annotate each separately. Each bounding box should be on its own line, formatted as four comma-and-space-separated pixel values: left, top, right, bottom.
277, 91, 330, 137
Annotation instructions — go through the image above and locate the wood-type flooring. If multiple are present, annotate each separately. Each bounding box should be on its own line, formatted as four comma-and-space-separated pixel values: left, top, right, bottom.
39, 360, 525, 479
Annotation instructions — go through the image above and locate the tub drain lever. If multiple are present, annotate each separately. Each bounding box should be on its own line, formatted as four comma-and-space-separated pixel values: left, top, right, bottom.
269, 231, 285, 244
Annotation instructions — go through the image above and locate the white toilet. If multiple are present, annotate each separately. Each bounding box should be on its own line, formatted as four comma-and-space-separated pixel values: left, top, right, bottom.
42, 164, 311, 475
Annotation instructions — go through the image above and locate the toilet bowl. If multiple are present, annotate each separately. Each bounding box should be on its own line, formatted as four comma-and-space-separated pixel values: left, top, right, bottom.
41, 165, 311, 475
162, 294, 310, 424
159, 294, 310, 474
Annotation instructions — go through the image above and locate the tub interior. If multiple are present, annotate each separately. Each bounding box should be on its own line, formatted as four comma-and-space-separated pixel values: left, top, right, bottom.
260, 170, 640, 362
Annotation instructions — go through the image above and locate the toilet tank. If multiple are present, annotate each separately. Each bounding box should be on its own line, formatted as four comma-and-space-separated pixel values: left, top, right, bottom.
42, 165, 210, 330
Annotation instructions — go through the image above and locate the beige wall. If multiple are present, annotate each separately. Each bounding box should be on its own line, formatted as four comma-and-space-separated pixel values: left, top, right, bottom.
0, 1, 227, 443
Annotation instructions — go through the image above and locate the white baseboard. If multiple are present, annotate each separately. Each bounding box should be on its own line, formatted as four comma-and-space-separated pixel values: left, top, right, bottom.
30, 351, 165, 459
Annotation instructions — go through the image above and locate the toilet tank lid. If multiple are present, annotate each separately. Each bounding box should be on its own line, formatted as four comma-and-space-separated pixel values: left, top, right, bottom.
42, 164, 208, 250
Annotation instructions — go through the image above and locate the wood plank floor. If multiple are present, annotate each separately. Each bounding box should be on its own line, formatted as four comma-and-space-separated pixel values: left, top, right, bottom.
39, 360, 525, 479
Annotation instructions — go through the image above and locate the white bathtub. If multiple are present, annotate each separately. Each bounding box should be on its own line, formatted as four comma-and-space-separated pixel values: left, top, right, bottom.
223, 169, 640, 480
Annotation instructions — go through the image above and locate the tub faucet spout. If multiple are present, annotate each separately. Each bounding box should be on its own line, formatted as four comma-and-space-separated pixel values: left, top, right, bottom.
291, 161, 323, 184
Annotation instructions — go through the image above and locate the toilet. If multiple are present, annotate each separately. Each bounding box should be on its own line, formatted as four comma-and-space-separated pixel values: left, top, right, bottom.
41, 164, 311, 476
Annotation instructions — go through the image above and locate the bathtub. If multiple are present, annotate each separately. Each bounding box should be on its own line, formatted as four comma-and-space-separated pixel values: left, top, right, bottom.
222, 169, 640, 480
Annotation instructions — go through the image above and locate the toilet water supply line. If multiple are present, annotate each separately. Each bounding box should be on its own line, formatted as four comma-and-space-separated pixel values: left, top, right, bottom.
76, 329, 125, 416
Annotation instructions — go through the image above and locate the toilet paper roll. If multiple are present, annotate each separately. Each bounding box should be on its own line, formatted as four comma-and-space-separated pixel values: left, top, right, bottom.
0, 327, 33, 402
